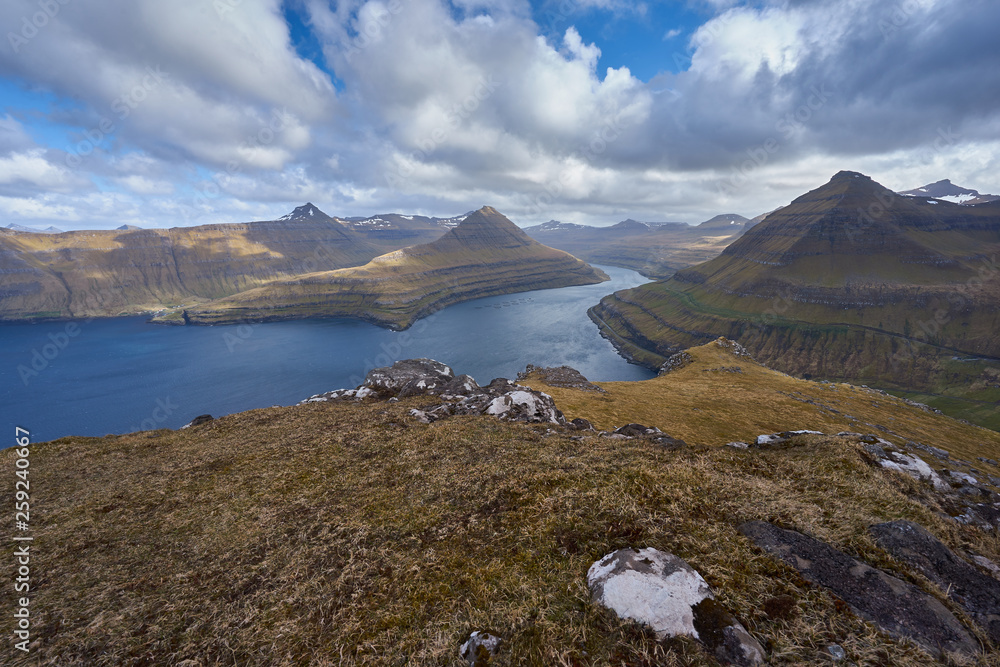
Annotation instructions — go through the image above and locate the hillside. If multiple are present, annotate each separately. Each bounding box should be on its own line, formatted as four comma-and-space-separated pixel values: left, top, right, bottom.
154, 207, 609, 329
590, 171, 1000, 429
0, 206, 386, 321
524, 214, 751, 279
8, 339, 1000, 665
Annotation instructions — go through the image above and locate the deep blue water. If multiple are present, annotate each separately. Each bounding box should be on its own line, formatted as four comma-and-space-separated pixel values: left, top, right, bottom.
1, 266, 654, 443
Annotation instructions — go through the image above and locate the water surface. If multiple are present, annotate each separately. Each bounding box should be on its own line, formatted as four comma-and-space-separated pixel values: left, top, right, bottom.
1, 266, 654, 442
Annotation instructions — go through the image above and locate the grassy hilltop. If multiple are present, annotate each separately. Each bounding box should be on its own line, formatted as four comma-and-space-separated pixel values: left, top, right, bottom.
6, 340, 1000, 665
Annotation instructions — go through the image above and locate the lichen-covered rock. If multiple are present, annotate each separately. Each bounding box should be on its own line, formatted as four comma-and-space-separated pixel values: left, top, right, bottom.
587, 547, 712, 639
739, 520, 979, 658
459, 630, 501, 666
363, 358, 454, 397
484, 390, 565, 425
587, 548, 763, 664
870, 520, 1000, 643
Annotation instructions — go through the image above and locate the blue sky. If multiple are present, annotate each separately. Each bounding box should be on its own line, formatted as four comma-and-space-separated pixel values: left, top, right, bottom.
1, 0, 998, 230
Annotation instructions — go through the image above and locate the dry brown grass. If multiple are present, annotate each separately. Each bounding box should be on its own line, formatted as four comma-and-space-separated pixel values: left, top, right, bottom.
522, 340, 1000, 468
5, 375, 1000, 666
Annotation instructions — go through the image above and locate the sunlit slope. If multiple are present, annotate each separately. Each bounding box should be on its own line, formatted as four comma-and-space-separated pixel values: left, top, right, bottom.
159, 206, 609, 329
0, 219, 381, 320
590, 172, 1000, 428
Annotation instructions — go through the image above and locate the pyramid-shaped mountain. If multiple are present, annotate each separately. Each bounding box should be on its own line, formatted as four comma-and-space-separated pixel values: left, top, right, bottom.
277, 202, 335, 223
590, 171, 1000, 428
169, 206, 608, 329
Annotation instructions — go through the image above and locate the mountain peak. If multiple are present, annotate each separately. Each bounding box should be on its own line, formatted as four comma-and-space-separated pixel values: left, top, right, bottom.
898, 179, 998, 205
430, 206, 534, 252
278, 203, 334, 222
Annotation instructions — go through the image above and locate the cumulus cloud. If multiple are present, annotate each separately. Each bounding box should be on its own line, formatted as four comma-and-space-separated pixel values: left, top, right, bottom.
0, 0, 998, 228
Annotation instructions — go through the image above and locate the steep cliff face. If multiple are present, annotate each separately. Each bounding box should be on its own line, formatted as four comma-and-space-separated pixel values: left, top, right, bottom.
0, 215, 383, 320
590, 172, 1000, 428
161, 206, 609, 329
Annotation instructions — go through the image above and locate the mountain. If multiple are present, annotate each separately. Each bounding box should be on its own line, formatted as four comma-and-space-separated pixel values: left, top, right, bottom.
523, 214, 750, 278
5, 222, 63, 233
331, 211, 461, 251
278, 202, 336, 222
116, 224, 143, 231
900, 178, 1000, 205
155, 206, 608, 329
0, 207, 393, 321
18, 339, 1000, 664
590, 171, 1000, 429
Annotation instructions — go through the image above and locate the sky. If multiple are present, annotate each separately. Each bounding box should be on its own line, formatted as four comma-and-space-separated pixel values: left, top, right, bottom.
1, 0, 999, 230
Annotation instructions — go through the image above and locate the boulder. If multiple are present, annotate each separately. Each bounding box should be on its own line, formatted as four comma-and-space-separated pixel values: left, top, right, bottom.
180, 414, 214, 429
870, 520, 1000, 643
691, 598, 766, 666
459, 630, 501, 666
878, 451, 949, 492
363, 358, 454, 397
587, 547, 712, 639
516, 364, 606, 393
587, 548, 763, 664
754, 430, 824, 447
739, 520, 978, 658
484, 390, 565, 425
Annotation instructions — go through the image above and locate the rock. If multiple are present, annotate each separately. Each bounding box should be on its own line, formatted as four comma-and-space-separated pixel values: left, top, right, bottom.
440, 374, 481, 396
878, 451, 949, 491
658, 350, 693, 375
711, 336, 755, 359
516, 364, 606, 393
970, 554, 1000, 579
869, 520, 1000, 644
822, 644, 847, 661
754, 430, 824, 447
691, 598, 766, 666
907, 441, 950, 460
587, 548, 712, 639
484, 377, 518, 394
484, 390, 565, 425
615, 423, 658, 437
739, 520, 978, 658
726, 441, 751, 450
180, 414, 213, 429
569, 417, 594, 431
977, 457, 999, 467
947, 470, 979, 485
650, 434, 687, 450
459, 630, 501, 666
587, 548, 763, 664
363, 358, 454, 397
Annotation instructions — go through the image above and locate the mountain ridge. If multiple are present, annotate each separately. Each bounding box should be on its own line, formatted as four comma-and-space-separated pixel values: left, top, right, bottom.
589, 171, 1000, 429
154, 206, 609, 329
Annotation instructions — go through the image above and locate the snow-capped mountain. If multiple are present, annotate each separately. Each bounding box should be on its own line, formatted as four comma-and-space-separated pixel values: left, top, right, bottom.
899, 179, 1000, 205
5, 223, 63, 233
277, 202, 335, 222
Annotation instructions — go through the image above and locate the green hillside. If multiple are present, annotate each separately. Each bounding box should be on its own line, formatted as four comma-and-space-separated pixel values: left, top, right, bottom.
590, 172, 1000, 429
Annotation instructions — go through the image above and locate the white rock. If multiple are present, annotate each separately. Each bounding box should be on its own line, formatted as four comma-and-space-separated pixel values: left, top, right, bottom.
587, 548, 712, 639
880, 452, 949, 491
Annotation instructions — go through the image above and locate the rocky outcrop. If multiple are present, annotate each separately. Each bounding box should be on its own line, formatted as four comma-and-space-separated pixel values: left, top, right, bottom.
739, 520, 979, 658
587, 548, 764, 665
300, 358, 567, 426
869, 520, 1000, 643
